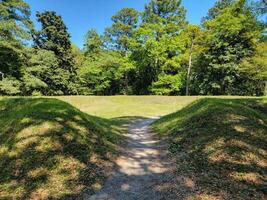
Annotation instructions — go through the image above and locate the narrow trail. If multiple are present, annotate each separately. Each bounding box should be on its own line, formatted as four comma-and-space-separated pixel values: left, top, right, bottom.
86, 118, 175, 200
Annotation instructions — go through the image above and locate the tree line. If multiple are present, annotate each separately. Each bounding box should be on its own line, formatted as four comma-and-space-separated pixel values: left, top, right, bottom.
0, 0, 266, 96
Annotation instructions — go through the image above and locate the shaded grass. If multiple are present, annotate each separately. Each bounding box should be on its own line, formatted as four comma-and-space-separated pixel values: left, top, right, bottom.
1, 96, 265, 199
152, 98, 267, 199
0, 98, 134, 199
0, 95, 202, 199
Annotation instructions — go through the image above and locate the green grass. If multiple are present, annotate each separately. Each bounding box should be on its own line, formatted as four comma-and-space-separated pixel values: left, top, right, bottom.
0, 96, 203, 199
152, 98, 267, 199
0, 98, 131, 199
0, 96, 266, 199
55, 96, 201, 118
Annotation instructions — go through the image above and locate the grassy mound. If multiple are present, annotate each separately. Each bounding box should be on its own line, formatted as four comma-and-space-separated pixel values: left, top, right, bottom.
0, 98, 122, 199
152, 98, 267, 199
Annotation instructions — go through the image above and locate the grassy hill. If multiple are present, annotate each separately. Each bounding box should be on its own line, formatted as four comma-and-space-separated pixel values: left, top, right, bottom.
152, 98, 267, 199
0, 98, 125, 199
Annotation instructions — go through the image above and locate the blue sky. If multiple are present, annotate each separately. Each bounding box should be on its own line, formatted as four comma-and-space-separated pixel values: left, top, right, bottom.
25, 0, 216, 48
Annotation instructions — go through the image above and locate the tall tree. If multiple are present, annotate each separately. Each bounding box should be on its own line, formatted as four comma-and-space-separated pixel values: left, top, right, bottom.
84, 29, 103, 56
71, 44, 84, 69
105, 8, 139, 55
131, 0, 187, 94
194, 0, 264, 95
34, 11, 75, 72
104, 9, 139, 94
143, 0, 186, 25
204, 0, 234, 20
239, 41, 267, 95
183, 25, 202, 96
0, 0, 32, 79
78, 50, 125, 95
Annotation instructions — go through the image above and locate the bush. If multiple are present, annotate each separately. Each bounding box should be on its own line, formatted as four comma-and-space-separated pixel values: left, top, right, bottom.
0, 77, 21, 95
31, 90, 43, 96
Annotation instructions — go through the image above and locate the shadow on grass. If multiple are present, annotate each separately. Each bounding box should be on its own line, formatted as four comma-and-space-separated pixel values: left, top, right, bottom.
1, 97, 266, 199
0, 98, 141, 199
152, 98, 267, 199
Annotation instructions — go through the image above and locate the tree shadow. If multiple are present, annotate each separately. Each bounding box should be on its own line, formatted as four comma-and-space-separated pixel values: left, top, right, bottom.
154, 98, 267, 199
1, 97, 266, 199
82, 117, 198, 200
0, 98, 140, 199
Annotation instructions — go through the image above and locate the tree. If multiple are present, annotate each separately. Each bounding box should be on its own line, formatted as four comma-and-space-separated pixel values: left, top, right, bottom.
0, 0, 32, 79
22, 48, 74, 95
0, 77, 21, 95
204, 0, 234, 20
143, 0, 186, 26
104, 9, 139, 94
239, 41, 267, 95
183, 25, 202, 96
71, 44, 84, 69
240, 41, 267, 80
34, 11, 75, 72
33, 11, 76, 94
130, 0, 187, 94
194, 0, 264, 95
84, 29, 103, 56
78, 51, 125, 95
105, 8, 139, 55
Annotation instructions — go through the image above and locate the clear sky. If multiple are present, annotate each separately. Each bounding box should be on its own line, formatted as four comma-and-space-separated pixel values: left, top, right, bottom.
24, 0, 216, 48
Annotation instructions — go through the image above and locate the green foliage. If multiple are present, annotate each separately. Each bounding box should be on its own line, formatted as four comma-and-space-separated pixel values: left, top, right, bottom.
78, 51, 125, 95
34, 11, 75, 73
31, 90, 43, 96
22, 73, 47, 95
105, 8, 139, 54
193, 0, 264, 95
130, 0, 187, 94
143, 0, 186, 27
0, 0, 266, 96
204, 0, 235, 20
24, 49, 74, 95
240, 41, 267, 80
31, 11, 76, 95
150, 73, 184, 95
0, 0, 32, 80
0, 0, 32, 41
0, 77, 21, 95
71, 44, 84, 69
84, 29, 103, 55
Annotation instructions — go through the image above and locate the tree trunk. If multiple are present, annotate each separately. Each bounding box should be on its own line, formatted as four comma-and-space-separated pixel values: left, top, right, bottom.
186, 40, 194, 96
124, 72, 129, 95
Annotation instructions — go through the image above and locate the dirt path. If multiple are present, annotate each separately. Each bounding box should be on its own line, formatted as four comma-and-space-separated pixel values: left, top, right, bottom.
85, 117, 175, 200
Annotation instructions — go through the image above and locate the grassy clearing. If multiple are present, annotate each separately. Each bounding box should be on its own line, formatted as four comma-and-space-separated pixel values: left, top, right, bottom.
0, 98, 132, 199
152, 98, 267, 199
56, 96, 200, 118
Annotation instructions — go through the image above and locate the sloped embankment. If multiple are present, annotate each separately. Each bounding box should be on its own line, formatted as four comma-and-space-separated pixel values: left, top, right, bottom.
0, 98, 122, 199
152, 98, 267, 199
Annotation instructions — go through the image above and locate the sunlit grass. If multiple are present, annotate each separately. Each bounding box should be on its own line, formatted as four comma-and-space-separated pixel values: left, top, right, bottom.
56, 95, 263, 118
55, 96, 200, 118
